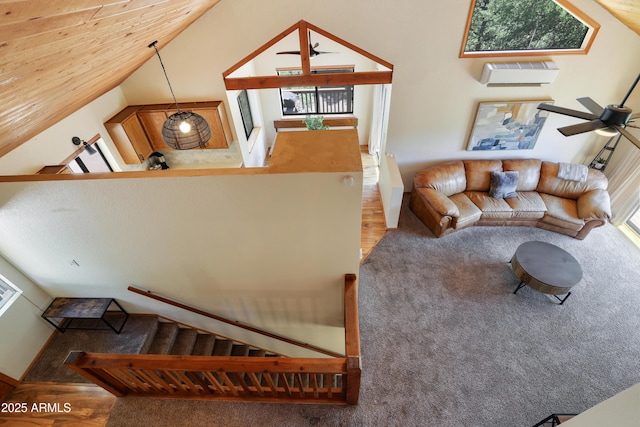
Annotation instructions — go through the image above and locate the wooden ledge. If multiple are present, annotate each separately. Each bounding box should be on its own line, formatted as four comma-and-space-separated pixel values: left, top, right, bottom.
274, 117, 358, 131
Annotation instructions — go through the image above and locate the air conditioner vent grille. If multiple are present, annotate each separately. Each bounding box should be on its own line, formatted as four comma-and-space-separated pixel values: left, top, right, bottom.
480, 61, 559, 85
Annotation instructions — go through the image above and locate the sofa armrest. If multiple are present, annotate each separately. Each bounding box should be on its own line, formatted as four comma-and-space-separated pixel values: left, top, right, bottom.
577, 189, 611, 220
416, 188, 459, 217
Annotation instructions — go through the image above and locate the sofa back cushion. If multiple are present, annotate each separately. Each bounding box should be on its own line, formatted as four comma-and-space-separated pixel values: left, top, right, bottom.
536, 161, 608, 199
414, 160, 466, 196
502, 159, 542, 191
463, 160, 503, 191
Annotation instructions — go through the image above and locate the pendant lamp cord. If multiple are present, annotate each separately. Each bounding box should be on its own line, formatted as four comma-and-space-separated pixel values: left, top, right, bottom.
148, 40, 182, 113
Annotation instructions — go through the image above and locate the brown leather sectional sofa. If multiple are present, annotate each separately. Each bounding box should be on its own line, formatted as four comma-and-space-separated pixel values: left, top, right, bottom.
409, 159, 611, 239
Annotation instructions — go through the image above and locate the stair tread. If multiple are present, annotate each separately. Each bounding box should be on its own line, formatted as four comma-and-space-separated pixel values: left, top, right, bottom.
147, 322, 179, 354
138, 317, 160, 354
230, 344, 250, 357
169, 328, 198, 355
212, 339, 233, 356
192, 334, 216, 356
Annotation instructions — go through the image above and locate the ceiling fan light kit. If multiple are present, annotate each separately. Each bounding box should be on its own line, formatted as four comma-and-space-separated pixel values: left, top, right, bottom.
148, 40, 211, 150
595, 126, 619, 137
537, 72, 640, 149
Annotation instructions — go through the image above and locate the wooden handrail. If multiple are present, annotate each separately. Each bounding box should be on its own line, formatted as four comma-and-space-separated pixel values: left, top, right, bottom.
128, 285, 343, 358
274, 117, 358, 131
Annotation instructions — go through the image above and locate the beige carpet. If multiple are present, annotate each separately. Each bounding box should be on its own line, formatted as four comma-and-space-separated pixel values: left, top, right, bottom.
102, 197, 640, 426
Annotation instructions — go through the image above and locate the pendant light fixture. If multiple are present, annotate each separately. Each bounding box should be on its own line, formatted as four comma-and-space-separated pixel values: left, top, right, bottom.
148, 40, 211, 150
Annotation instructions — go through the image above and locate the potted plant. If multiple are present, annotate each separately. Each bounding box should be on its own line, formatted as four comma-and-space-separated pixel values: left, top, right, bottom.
303, 115, 329, 130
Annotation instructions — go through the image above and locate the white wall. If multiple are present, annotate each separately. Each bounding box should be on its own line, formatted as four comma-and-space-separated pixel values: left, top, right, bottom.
0, 256, 53, 379
0, 166, 362, 356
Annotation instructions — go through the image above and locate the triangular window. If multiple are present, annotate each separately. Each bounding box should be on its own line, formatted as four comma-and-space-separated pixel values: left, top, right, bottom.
460, 0, 600, 57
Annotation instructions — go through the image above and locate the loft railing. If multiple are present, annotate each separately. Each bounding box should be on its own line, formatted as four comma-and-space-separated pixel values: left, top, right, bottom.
64, 274, 361, 405
64, 352, 349, 403
283, 87, 354, 115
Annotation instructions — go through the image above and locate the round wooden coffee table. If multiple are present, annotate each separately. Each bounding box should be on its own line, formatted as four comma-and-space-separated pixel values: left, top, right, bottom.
510, 241, 583, 304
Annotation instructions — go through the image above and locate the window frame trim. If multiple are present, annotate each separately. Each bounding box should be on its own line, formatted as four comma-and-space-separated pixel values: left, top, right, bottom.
459, 0, 600, 58
0, 275, 22, 317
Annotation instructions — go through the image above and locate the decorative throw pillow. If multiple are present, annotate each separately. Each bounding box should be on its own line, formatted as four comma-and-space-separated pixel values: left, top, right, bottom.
489, 171, 519, 198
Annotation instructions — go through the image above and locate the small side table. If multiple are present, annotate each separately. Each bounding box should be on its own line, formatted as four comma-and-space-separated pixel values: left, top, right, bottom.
42, 298, 129, 334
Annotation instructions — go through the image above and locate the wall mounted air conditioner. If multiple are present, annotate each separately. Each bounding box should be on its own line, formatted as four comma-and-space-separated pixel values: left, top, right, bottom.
479, 61, 559, 86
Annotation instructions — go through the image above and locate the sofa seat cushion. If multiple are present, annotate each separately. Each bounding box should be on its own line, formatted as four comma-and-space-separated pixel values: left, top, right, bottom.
465, 191, 513, 219
449, 193, 482, 229
505, 192, 547, 219
539, 193, 585, 231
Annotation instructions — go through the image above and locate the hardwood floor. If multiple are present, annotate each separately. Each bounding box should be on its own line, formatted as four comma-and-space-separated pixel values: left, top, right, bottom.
360, 146, 387, 262
0, 383, 115, 426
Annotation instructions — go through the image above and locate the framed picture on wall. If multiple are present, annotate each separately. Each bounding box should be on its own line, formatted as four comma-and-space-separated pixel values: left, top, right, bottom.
466, 100, 553, 151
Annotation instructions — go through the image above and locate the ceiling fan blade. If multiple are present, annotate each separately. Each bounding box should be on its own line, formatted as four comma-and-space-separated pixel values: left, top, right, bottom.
276, 51, 301, 55
576, 97, 604, 115
537, 103, 599, 121
557, 119, 606, 136
617, 125, 640, 150
630, 112, 640, 120
314, 51, 338, 55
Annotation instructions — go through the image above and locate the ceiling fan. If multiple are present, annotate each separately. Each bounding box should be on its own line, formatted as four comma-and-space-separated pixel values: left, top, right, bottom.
276, 34, 338, 57
537, 73, 640, 149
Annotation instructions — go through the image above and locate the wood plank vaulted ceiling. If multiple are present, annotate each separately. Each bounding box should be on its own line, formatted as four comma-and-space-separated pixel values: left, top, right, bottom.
0, 0, 638, 159
0, 0, 220, 158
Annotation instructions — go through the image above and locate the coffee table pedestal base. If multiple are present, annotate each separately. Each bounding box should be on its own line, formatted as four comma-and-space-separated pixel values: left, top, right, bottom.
513, 281, 572, 305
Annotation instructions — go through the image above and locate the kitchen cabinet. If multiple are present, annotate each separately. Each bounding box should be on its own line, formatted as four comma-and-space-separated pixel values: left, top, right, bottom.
104, 106, 154, 164
105, 102, 233, 162
166, 101, 233, 149
136, 106, 170, 151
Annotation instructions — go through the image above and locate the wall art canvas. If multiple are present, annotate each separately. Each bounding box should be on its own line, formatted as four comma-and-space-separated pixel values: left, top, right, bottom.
467, 100, 552, 151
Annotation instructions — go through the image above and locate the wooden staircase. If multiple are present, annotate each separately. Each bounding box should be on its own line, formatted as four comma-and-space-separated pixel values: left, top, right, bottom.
63, 274, 361, 405
142, 320, 278, 359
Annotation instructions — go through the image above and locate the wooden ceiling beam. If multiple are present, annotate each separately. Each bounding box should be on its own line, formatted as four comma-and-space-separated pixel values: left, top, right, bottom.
305, 21, 394, 71
222, 20, 394, 91
224, 71, 393, 91
298, 20, 311, 76
222, 21, 300, 79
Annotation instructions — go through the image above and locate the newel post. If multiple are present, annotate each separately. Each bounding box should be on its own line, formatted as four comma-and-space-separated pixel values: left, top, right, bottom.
63, 351, 128, 397
344, 273, 361, 405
